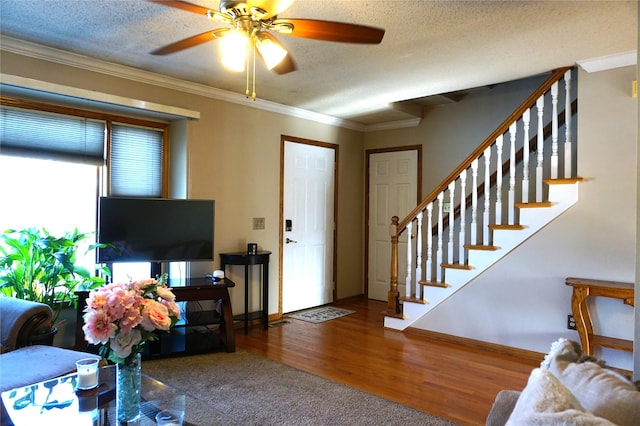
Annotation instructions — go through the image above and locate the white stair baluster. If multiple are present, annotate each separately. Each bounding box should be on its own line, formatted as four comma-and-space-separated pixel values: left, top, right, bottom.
436, 193, 444, 283
551, 81, 559, 179
495, 135, 503, 225
459, 170, 467, 263
483, 147, 492, 244
508, 123, 516, 225
415, 212, 423, 299
426, 202, 433, 287
564, 70, 572, 178
405, 221, 413, 298
536, 96, 545, 202
447, 181, 456, 264
522, 108, 531, 203
471, 159, 479, 245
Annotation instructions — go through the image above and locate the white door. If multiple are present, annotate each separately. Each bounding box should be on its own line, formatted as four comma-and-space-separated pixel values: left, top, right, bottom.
368, 150, 418, 301
282, 140, 335, 313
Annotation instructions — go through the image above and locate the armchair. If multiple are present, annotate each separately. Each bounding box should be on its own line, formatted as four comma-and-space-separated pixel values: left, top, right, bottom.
0, 297, 52, 352
0, 297, 100, 423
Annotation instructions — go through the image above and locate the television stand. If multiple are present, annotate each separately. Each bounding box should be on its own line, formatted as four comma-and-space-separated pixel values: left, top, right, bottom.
74, 278, 236, 354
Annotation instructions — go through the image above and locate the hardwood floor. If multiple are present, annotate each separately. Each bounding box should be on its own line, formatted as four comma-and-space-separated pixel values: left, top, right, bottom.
235, 297, 540, 426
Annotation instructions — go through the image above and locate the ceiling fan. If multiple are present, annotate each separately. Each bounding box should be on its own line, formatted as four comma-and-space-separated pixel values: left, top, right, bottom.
148, 0, 385, 99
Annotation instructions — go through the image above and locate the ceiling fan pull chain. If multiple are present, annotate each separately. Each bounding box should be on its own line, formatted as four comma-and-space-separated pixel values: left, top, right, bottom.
245, 42, 250, 99
251, 42, 257, 101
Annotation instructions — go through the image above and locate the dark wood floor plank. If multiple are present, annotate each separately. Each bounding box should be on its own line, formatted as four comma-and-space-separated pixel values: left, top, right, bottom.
236, 297, 539, 425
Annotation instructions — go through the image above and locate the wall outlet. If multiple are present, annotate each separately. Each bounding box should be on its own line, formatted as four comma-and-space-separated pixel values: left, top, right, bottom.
252, 217, 265, 230
443, 202, 451, 213
567, 314, 576, 330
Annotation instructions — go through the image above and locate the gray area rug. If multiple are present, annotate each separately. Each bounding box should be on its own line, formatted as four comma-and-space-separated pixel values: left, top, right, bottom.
142, 350, 458, 425
288, 306, 355, 323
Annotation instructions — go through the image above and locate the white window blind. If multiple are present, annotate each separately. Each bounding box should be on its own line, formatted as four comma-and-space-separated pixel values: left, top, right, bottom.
0, 106, 105, 164
109, 123, 163, 197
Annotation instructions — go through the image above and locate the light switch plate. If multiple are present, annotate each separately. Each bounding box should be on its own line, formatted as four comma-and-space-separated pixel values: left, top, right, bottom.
252, 217, 265, 230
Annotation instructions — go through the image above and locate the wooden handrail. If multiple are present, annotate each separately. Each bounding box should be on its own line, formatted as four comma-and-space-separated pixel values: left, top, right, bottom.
396, 67, 572, 234
437, 98, 578, 232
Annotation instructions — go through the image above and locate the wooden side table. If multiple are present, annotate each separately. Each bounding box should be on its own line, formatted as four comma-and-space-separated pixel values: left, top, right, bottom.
565, 277, 634, 355
220, 251, 271, 334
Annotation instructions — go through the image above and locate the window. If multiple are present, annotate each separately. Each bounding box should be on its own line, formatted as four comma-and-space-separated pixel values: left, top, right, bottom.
0, 156, 99, 272
110, 123, 164, 197
0, 100, 168, 279
0, 106, 104, 163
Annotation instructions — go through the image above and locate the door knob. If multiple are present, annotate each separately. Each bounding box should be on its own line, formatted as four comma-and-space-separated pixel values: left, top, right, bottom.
285, 238, 298, 244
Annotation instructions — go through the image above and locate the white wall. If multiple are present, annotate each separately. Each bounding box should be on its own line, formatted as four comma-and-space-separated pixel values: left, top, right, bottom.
409, 65, 637, 370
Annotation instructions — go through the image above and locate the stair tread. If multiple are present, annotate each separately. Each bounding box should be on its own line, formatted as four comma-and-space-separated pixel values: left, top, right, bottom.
381, 309, 405, 320
544, 177, 584, 185
464, 244, 499, 251
488, 224, 526, 230
515, 201, 553, 208
441, 263, 473, 270
399, 296, 428, 304
419, 280, 450, 288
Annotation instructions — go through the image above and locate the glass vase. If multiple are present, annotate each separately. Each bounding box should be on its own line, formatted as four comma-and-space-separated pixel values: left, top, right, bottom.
116, 352, 141, 424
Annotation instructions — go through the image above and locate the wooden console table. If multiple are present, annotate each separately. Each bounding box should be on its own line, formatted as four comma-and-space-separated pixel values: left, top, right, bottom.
565, 277, 634, 356
220, 251, 271, 334
75, 277, 236, 353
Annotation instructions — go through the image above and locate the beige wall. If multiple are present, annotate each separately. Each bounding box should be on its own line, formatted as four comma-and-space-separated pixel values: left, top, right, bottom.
0, 51, 365, 317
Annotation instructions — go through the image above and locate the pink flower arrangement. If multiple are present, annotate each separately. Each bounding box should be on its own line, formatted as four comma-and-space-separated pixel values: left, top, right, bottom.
82, 274, 180, 364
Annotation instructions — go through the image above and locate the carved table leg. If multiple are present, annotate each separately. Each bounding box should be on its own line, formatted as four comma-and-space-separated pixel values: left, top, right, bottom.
570, 287, 593, 355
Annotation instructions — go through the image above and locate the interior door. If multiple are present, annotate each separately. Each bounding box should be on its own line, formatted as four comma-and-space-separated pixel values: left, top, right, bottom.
282, 140, 336, 313
368, 149, 418, 301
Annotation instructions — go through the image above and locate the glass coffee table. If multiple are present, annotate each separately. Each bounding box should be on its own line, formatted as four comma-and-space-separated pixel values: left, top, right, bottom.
2, 365, 189, 425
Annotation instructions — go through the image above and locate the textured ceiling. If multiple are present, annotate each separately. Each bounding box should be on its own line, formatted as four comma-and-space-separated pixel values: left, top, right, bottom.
0, 0, 637, 128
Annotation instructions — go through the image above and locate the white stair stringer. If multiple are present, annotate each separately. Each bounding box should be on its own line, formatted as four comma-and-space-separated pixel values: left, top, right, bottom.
384, 181, 580, 331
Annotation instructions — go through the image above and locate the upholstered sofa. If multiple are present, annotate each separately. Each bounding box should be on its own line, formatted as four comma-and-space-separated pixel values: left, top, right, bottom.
0, 297, 100, 422
486, 339, 640, 425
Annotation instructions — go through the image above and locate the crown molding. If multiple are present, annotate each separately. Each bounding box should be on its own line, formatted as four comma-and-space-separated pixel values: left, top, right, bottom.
1, 73, 201, 120
364, 117, 422, 132
577, 50, 637, 73
0, 36, 372, 132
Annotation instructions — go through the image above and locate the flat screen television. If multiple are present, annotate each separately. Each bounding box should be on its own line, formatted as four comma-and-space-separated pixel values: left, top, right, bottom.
96, 197, 214, 263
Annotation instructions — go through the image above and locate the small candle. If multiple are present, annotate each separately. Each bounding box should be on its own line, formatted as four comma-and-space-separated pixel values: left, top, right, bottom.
76, 358, 99, 390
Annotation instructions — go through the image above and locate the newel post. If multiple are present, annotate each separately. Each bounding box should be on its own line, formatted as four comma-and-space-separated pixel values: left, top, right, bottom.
388, 216, 401, 314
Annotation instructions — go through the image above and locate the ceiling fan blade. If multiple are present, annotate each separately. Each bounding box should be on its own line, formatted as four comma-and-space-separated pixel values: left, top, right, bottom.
150, 28, 229, 55
247, 0, 295, 19
271, 18, 384, 44
147, 0, 231, 22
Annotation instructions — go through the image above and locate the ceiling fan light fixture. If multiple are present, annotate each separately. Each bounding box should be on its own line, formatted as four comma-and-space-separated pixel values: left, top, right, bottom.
256, 33, 287, 70
220, 29, 249, 71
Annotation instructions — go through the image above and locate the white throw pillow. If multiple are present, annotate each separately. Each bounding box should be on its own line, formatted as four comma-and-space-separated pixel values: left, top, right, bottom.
506, 368, 616, 426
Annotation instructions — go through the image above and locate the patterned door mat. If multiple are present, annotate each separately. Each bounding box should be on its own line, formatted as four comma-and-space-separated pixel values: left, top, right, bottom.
288, 306, 355, 323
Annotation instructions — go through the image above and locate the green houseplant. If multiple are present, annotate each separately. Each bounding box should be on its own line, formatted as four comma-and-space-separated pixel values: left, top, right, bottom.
0, 227, 109, 337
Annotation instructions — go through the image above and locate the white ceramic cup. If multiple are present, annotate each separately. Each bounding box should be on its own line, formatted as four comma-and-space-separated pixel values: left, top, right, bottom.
76, 358, 99, 390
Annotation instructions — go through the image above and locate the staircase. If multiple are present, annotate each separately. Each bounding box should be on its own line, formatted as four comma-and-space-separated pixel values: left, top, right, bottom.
383, 67, 581, 330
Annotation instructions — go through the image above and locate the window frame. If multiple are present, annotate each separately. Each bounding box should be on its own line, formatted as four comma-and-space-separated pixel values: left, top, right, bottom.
0, 95, 170, 197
